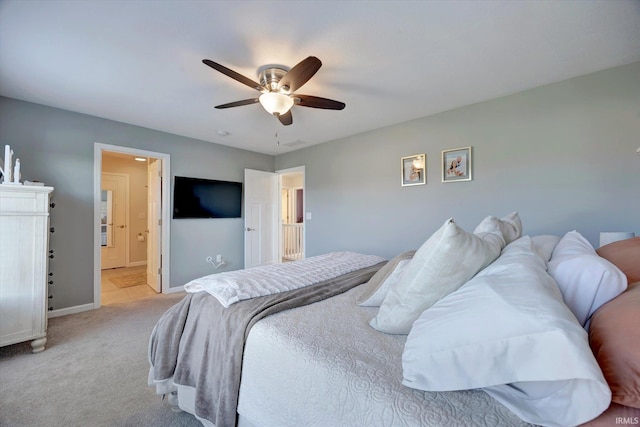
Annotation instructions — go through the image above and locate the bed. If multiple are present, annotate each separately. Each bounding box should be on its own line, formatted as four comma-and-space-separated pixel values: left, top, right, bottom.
149, 213, 640, 427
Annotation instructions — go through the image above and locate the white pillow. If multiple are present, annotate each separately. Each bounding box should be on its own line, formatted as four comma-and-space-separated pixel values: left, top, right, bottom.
358, 258, 410, 307
474, 211, 522, 245
370, 218, 503, 334
547, 231, 627, 328
550, 230, 595, 259
531, 234, 561, 264
402, 237, 611, 427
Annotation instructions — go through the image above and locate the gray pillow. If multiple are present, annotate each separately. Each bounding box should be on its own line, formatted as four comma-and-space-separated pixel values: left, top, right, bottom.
358, 250, 416, 306
473, 211, 522, 245
371, 218, 504, 334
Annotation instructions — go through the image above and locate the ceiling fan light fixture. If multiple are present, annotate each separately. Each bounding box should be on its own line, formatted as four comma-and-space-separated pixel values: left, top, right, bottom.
203, 57, 344, 125
259, 92, 294, 116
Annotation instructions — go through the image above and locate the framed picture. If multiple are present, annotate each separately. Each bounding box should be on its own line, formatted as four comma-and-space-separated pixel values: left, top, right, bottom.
401, 154, 426, 186
442, 146, 472, 183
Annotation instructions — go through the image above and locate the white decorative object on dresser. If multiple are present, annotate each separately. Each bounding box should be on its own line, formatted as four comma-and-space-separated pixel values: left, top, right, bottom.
0, 184, 54, 353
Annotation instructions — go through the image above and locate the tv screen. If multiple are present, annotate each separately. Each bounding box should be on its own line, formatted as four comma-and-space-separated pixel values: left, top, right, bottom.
173, 176, 242, 219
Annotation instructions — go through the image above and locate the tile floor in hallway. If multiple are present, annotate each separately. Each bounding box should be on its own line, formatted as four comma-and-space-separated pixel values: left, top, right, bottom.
101, 265, 158, 305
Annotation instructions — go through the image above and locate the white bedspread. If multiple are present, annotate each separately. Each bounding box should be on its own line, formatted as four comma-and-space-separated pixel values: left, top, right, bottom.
184, 251, 385, 307
237, 285, 532, 427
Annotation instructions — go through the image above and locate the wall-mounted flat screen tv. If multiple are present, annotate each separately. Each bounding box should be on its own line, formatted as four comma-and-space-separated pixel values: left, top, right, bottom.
173, 176, 242, 219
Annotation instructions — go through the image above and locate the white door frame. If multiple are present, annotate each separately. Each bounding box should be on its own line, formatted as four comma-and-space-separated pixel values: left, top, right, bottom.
93, 143, 171, 308
276, 165, 305, 261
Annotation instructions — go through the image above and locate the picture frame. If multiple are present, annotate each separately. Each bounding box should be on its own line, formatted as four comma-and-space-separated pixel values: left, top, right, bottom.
442, 146, 472, 183
401, 154, 426, 186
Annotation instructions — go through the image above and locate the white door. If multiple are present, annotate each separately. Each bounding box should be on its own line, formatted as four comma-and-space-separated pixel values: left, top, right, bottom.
101, 173, 128, 269
244, 169, 278, 268
146, 159, 162, 293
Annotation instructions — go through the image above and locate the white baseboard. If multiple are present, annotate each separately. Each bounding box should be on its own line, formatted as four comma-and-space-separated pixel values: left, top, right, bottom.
164, 285, 185, 294
48, 303, 94, 319
48, 287, 182, 318
128, 261, 147, 267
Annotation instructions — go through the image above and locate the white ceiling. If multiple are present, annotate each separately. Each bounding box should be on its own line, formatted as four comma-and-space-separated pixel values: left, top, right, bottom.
1, 1, 639, 156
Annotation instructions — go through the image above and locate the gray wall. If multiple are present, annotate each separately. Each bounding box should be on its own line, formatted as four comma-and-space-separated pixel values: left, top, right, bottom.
0, 97, 273, 310
275, 62, 640, 259
2, 61, 639, 311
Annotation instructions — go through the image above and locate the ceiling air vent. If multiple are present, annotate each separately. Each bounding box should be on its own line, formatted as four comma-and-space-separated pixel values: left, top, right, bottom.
282, 140, 306, 148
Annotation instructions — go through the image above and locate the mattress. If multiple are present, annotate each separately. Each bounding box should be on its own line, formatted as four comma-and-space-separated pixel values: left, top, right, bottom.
237, 285, 532, 427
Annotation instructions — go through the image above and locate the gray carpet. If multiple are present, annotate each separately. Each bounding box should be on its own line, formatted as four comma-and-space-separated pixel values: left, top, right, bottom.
0, 293, 202, 427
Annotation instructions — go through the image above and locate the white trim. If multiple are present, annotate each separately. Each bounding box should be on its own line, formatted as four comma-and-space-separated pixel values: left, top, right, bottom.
276, 165, 306, 176
128, 261, 148, 267
164, 285, 185, 294
94, 143, 171, 310
48, 303, 94, 319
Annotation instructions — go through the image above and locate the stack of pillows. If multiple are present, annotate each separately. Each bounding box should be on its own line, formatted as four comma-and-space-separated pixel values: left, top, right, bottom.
366, 213, 520, 334
358, 213, 637, 426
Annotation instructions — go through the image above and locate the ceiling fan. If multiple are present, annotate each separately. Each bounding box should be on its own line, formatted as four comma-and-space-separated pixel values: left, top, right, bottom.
202, 56, 345, 126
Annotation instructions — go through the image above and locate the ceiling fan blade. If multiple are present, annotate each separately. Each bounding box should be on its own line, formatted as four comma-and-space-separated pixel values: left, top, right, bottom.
278, 56, 322, 93
277, 110, 293, 126
295, 95, 345, 110
214, 98, 259, 109
203, 59, 262, 91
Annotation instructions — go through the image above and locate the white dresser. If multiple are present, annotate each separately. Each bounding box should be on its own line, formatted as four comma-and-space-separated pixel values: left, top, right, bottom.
0, 184, 54, 353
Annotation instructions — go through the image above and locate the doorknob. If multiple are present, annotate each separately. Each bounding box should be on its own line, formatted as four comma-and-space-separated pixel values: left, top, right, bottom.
246, 227, 255, 231
117, 225, 126, 229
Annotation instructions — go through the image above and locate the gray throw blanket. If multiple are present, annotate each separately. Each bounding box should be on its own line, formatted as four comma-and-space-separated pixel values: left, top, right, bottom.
148, 262, 384, 427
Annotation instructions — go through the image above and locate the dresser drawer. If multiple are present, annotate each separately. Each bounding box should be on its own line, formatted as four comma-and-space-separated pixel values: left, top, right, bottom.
0, 185, 52, 215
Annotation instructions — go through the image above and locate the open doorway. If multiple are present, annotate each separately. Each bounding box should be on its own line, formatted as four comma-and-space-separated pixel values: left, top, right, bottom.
93, 143, 171, 308
278, 166, 305, 262
243, 166, 305, 268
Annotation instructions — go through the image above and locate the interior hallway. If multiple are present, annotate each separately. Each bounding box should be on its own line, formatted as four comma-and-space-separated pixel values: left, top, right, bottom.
101, 265, 157, 305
